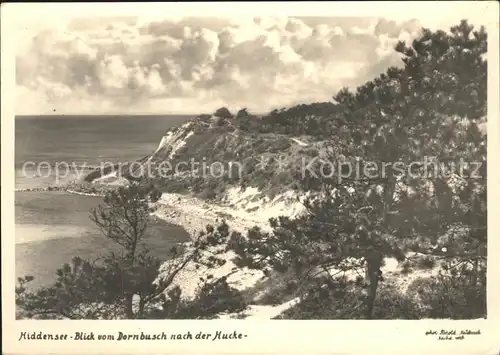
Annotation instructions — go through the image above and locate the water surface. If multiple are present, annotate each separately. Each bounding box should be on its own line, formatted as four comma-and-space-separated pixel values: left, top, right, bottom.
15, 115, 193, 289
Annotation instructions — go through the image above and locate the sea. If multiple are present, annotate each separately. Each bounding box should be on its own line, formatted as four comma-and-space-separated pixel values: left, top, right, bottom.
15, 115, 193, 290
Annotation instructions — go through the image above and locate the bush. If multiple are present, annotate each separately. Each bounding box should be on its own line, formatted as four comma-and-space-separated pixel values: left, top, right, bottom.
236, 108, 249, 118
371, 283, 423, 319
196, 278, 247, 316
276, 269, 486, 320
157, 178, 190, 193
254, 273, 300, 306
303, 147, 319, 157
406, 270, 486, 319
269, 138, 291, 152
170, 278, 247, 319
214, 107, 233, 119
276, 277, 422, 320
276, 277, 361, 319
198, 188, 217, 200
16, 186, 231, 320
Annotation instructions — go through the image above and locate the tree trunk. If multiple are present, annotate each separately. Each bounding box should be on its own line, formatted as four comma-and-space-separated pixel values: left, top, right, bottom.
124, 293, 134, 319
365, 251, 383, 319
138, 297, 146, 319
471, 258, 479, 288
364, 171, 395, 319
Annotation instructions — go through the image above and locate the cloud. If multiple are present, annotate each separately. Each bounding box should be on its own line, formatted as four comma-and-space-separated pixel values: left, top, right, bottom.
16, 16, 443, 115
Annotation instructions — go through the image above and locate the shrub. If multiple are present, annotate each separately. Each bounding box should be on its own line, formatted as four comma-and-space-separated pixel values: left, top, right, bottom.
276, 277, 361, 319
172, 278, 247, 319
406, 269, 486, 319
236, 108, 249, 118
214, 107, 233, 119
304, 147, 319, 157
276, 277, 422, 320
254, 273, 300, 306
198, 188, 217, 200
16, 186, 230, 320
371, 282, 423, 319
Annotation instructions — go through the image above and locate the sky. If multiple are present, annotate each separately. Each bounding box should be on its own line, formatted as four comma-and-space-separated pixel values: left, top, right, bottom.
11, 3, 493, 115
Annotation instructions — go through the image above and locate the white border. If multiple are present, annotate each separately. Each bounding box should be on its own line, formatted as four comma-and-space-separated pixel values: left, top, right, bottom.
2, 2, 500, 354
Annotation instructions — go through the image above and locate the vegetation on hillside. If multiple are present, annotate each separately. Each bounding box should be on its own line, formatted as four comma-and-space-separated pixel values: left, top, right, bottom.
16, 184, 246, 319
227, 20, 487, 319
236, 102, 347, 137
17, 20, 487, 320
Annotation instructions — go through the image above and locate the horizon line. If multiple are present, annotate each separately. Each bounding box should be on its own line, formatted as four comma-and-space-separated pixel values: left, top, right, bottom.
15, 111, 272, 117
15, 113, 201, 117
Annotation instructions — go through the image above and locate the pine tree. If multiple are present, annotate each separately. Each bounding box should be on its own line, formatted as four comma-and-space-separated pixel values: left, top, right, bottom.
229, 20, 487, 319
16, 184, 229, 319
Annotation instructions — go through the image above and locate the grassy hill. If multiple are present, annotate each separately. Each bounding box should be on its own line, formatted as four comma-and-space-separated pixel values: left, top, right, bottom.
140, 106, 346, 201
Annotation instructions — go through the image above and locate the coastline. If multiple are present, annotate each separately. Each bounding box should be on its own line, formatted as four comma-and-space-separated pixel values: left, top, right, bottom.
15, 187, 105, 197
17, 174, 435, 318
15, 182, 269, 298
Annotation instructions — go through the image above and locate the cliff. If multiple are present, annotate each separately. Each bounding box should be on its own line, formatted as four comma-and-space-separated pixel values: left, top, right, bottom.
136, 109, 345, 212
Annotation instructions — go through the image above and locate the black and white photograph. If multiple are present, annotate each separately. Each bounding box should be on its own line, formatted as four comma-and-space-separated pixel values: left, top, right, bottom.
5, 3, 494, 325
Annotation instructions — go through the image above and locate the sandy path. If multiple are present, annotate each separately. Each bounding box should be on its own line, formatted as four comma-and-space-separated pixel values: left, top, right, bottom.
153, 192, 272, 236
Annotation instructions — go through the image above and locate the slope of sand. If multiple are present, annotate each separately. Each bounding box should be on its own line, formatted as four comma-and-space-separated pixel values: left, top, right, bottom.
153, 190, 436, 318
152, 190, 306, 317
152, 190, 298, 301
